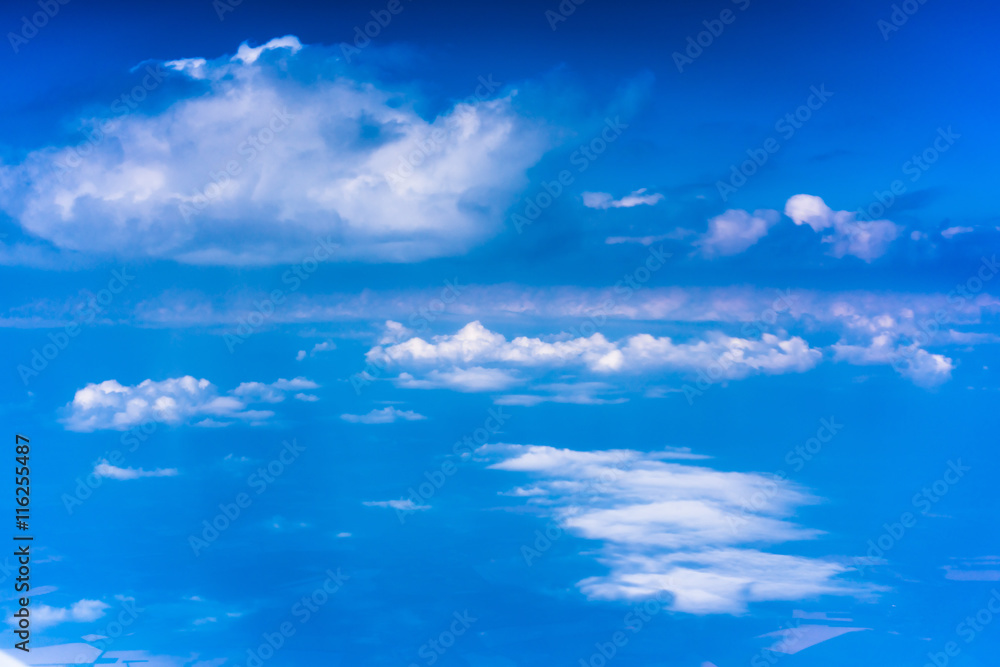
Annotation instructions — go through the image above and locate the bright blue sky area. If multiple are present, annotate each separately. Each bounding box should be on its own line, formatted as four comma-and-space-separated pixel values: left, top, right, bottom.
1, 0, 999, 665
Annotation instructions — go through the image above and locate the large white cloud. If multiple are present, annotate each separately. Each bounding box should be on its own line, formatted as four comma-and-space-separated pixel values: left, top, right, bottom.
63, 376, 318, 431
482, 444, 869, 614
0, 36, 547, 265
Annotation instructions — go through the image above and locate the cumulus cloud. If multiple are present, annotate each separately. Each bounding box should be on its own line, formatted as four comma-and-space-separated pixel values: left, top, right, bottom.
832, 334, 954, 387
340, 406, 427, 424
583, 188, 663, 210
93, 460, 178, 480
482, 444, 869, 614
696, 209, 779, 257
366, 321, 822, 392
63, 376, 318, 431
0, 36, 546, 265
785, 194, 901, 261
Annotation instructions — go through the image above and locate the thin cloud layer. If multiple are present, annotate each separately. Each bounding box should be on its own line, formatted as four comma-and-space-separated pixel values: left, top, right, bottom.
482, 444, 868, 614
93, 459, 179, 480
340, 406, 427, 424
582, 188, 663, 209
0, 36, 547, 265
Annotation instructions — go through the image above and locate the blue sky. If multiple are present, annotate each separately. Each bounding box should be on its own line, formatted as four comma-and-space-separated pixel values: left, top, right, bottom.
1, 0, 999, 665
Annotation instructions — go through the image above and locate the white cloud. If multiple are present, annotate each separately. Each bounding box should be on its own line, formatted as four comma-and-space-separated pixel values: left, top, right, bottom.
297, 341, 336, 361
482, 444, 870, 615
696, 209, 779, 257
340, 406, 427, 424
495, 382, 626, 406
583, 188, 663, 210
395, 367, 521, 392
363, 499, 429, 511
93, 459, 178, 480
63, 376, 318, 431
832, 334, 954, 387
367, 321, 822, 391
6, 600, 109, 630
785, 194, 901, 261
941, 226, 974, 239
759, 624, 869, 654
0, 37, 546, 265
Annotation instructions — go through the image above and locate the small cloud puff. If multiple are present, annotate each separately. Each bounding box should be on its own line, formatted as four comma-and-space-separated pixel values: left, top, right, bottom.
583, 188, 663, 210
340, 406, 427, 424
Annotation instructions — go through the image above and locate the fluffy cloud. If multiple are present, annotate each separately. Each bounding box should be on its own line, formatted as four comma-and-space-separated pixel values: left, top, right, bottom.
94, 460, 178, 480
340, 406, 427, 424
5, 600, 110, 630
63, 376, 318, 431
366, 321, 822, 393
696, 209, 779, 257
583, 188, 663, 210
0, 36, 546, 265
785, 194, 901, 261
832, 334, 954, 387
482, 444, 868, 614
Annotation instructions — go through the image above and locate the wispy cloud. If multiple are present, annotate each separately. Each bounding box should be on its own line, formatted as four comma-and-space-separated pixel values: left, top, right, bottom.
340, 407, 427, 424
481, 443, 873, 614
